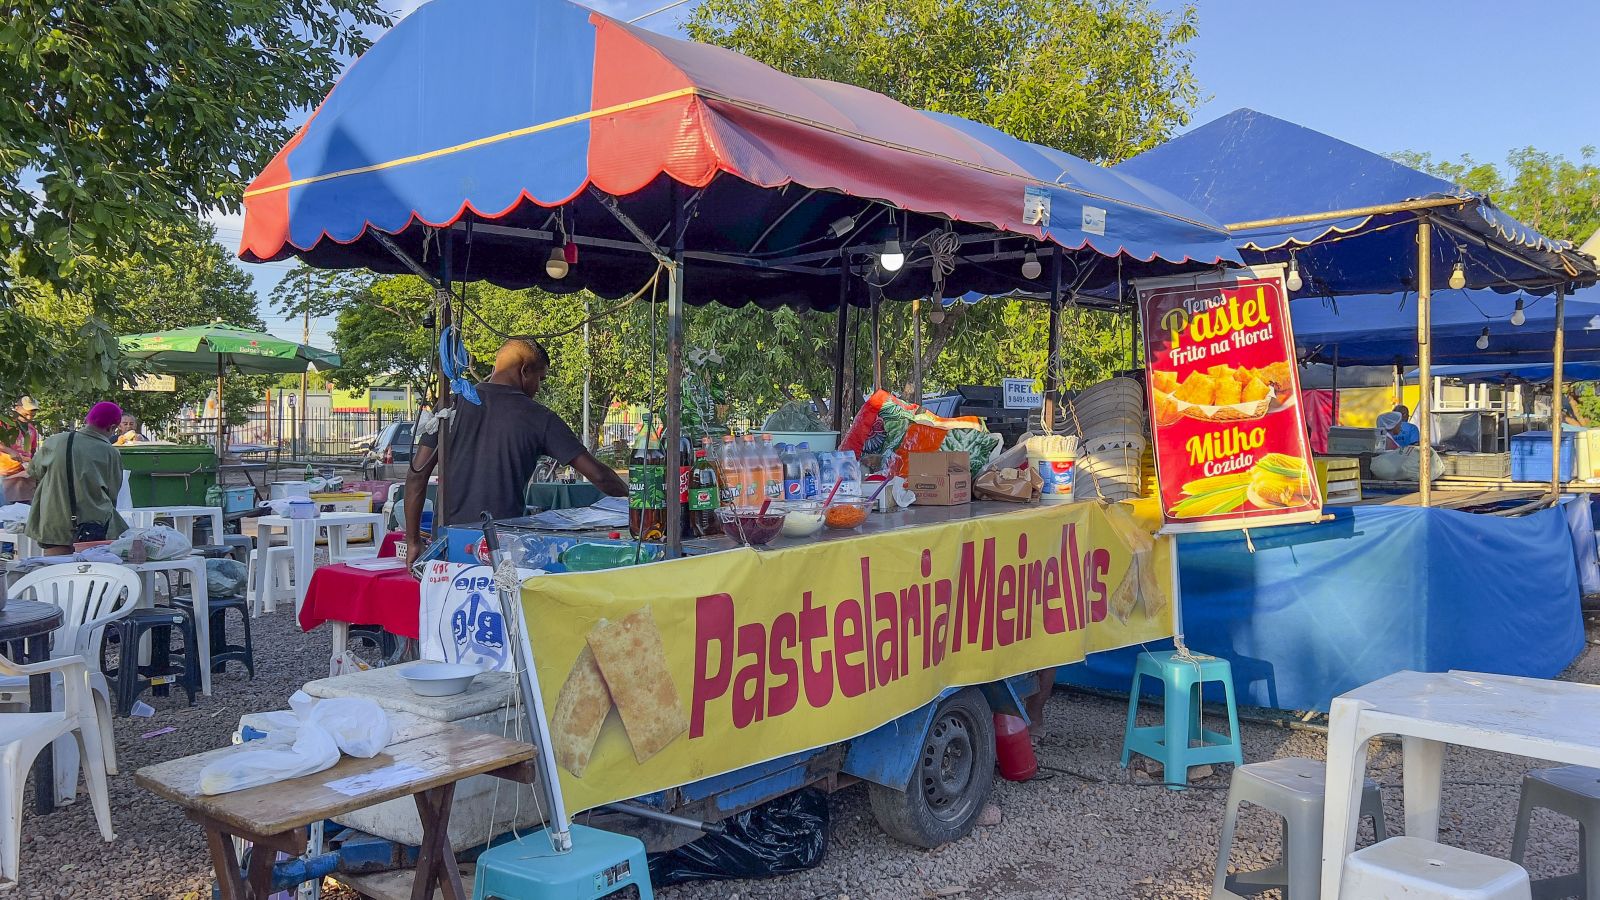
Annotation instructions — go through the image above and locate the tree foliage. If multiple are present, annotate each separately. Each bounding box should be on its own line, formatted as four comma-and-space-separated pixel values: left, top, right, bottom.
1393, 147, 1600, 245
0, 0, 389, 423
683, 0, 1202, 408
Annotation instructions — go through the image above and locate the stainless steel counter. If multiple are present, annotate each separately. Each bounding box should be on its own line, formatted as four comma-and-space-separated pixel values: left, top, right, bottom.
684, 500, 1048, 554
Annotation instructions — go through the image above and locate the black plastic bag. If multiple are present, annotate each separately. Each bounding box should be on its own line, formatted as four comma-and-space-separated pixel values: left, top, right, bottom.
647, 789, 829, 886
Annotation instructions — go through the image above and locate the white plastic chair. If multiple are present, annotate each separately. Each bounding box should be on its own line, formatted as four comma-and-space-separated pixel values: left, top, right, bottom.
0, 651, 116, 889
1, 563, 140, 805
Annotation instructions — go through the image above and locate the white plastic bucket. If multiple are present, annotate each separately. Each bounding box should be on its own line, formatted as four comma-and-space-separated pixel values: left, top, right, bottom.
1029, 451, 1077, 501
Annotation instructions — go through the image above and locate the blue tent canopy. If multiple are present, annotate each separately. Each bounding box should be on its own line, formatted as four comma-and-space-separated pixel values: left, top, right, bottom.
1404, 362, 1600, 384
1292, 287, 1600, 366
1115, 109, 1595, 296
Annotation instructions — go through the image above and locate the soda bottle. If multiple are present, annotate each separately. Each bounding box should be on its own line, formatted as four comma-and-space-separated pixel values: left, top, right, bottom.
627, 418, 665, 541
760, 434, 784, 504
780, 443, 804, 500
741, 435, 767, 508
718, 434, 743, 505
797, 442, 821, 500
689, 444, 723, 536
677, 435, 694, 538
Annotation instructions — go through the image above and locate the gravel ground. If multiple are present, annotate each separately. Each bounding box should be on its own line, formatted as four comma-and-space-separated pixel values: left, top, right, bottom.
12, 600, 1599, 899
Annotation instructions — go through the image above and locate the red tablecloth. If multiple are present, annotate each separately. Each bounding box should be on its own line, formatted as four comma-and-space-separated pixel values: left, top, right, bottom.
298, 563, 420, 639
377, 530, 405, 558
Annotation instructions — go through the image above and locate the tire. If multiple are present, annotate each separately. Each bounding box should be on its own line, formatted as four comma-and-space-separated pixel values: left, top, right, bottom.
868, 687, 996, 849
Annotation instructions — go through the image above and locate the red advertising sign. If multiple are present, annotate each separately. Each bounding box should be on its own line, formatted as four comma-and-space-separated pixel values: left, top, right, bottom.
1136, 266, 1322, 531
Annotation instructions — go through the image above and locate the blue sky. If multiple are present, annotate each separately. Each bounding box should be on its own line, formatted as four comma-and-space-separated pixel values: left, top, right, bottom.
225, 0, 1600, 346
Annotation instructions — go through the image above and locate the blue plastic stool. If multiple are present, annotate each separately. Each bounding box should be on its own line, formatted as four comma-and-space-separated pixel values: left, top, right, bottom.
1119, 650, 1243, 790
473, 824, 653, 900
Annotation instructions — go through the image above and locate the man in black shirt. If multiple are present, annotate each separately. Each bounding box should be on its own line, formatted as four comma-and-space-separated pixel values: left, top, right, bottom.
405, 336, 627, 568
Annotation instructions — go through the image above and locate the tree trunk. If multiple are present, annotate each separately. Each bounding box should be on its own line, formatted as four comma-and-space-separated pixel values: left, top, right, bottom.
899, 304, 965, 399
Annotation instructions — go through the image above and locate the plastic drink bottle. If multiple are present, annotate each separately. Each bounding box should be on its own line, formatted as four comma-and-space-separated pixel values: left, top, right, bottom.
718, 435, 743, 505
780, 443, 805, 500
760, 434, 784, 504
689, 442, 722, 536
627, 419, 666, 540
797, 442, 821, 499
738, 435, 764, 507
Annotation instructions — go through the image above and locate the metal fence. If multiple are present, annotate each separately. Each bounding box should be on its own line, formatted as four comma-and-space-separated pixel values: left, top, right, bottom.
156, 408, 413, 462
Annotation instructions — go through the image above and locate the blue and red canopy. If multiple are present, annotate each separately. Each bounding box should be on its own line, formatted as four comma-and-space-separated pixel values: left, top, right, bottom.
239, 0, 1239, 307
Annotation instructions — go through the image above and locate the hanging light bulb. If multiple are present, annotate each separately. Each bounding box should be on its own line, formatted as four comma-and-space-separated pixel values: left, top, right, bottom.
545, 246, 569, 279
929, 306, 946, 325
1286, 256, 1303, 292
879, 238, 905, 272
1449, 261, 1467, 290
1510, 297, 1526, 327
827, 215, 857, 238
1476, 327, 1490, 351
1020, 250, 1042, 280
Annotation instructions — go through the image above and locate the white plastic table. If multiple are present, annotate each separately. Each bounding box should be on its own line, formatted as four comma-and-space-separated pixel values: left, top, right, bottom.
1321, 670, 1600, 898
121, 556, 215, 695
0, 528, 41, 560
125, 505, 224, 545
253, 512, 386, 615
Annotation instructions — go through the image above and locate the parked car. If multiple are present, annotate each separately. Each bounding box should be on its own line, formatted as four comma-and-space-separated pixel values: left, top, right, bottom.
361, 422, 414, 478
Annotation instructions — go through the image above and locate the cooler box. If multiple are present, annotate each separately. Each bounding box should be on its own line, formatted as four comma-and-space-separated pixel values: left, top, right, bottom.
205, 484, 257, 514
118, 445, 217, 507
1510, 430, 1576, 483
296, 664, 543, 851
310, 492, 374, 543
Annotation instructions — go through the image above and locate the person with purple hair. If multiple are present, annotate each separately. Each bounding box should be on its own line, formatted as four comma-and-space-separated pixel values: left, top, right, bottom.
24, 402, 128, 555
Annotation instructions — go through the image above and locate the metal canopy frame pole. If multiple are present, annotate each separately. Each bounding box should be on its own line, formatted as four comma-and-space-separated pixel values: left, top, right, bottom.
831, 270, 850, 431
1044, 249, 1062, 432
664, 195, 687, 559
911, 297, 923, 406
872, 288, 883, 392
1330, 344, 1340, 427
1552, 284, 1567, 497
1416, 217, 1433, 508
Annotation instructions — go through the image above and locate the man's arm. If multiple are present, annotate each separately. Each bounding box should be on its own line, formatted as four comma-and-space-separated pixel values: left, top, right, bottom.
404, 443, 438, 570
570, 449, 628, 497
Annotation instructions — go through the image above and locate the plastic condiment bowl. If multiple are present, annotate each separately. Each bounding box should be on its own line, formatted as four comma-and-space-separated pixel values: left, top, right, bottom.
399, 662, 481, 697
823, 499, 872, 531
718, 507, 786, 545
779, 502, 826, 538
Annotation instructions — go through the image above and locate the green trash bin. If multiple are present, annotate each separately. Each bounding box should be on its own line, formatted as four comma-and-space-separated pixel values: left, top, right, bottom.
118, 445, 218, 507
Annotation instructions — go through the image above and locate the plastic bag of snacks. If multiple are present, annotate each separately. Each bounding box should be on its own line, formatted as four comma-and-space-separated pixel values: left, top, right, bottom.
841, 390, 999, 477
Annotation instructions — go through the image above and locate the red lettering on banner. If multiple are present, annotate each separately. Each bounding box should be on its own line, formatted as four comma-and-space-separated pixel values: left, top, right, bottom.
874, 589, 898, 687
1024, 559, 1043, 641
1065, 525, 1085, 631
767, 613, 799, 718
859, 560, 877, 691
834, 598, 867, 698
799, 591, 833, 708
732, 622, 766, 728
997, 562, 1017, 647
900, 586, 923, 679
953, 539, 997, 651
1041, 555, 1065, 634
691, 593, 735, 738
931, 578, 951, 664
1088, 548, 1111, 623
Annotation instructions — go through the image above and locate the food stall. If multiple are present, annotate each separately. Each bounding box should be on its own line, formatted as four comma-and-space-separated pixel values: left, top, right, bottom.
226, 0, 1249, 886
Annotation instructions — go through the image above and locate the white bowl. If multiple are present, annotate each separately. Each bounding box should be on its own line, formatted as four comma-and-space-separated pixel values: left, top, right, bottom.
399, 662, 481, 697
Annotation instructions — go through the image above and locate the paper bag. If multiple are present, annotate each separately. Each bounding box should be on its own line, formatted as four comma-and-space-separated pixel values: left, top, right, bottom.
974, 467, 1041, 503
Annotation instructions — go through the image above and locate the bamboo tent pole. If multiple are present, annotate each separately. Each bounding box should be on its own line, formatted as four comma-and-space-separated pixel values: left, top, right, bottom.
1224, 197, 1471, 232
1416, 218, 1433, 507
1044, 250, 1062, 432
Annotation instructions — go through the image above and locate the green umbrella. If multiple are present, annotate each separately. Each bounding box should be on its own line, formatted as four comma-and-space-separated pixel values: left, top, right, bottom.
119, 321, 341, 454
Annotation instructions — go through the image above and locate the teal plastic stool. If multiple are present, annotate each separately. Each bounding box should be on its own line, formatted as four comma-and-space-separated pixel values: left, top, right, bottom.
473, 824, 653, 900
1119, 650, 1243, 790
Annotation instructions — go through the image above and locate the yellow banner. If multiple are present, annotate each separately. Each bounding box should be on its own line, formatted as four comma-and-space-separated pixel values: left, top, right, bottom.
521, 502, 1173, 813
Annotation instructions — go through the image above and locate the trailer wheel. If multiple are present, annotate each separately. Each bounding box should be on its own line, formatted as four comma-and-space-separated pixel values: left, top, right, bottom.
868, 687, 995, 849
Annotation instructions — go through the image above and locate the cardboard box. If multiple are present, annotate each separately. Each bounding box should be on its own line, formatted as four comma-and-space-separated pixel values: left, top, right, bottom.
907, 452, 971, 505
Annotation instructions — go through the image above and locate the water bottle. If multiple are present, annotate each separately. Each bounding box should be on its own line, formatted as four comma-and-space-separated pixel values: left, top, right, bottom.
780, 443, 804, 500
836, 450, 863, 498
797, 442, 821, 500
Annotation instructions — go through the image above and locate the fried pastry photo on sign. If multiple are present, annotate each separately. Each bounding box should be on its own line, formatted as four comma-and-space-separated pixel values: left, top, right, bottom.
1152, 390, 1183, 426
587, 607, 689, 764
1173, 371, 1217, 406
1151, 369, 1179, 394
1213, 376, 1244, 407
1108, 562, 1140, 624
550, 645, 613, 777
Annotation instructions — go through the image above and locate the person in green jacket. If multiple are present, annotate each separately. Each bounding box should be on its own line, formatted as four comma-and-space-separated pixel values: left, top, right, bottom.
25, 402, 128, 555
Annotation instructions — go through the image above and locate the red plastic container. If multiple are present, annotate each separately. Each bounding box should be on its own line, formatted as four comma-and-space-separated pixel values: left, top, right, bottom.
993, 713, 1037, 781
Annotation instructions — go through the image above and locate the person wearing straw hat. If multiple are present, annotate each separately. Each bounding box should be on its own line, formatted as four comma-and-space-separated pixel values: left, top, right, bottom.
24, 402, 128, 555
0, 396, 41, 503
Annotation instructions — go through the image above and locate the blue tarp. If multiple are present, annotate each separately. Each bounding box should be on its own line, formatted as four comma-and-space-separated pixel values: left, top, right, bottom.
1292, 287, 1600, 366
1061, 502, 1586, 710
1115, 109, 1592, 295
1405, 362, 1600, 384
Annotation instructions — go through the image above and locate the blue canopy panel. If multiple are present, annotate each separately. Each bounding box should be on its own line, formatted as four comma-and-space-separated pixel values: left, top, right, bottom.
239, 0, 1241, 309
1115, 109, 1595, 296
1404, 362, 1600, 384
1292, 287, 1600, 366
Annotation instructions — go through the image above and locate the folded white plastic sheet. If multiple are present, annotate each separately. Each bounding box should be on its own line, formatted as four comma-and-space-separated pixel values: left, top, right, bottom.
199, 690, 391, 794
